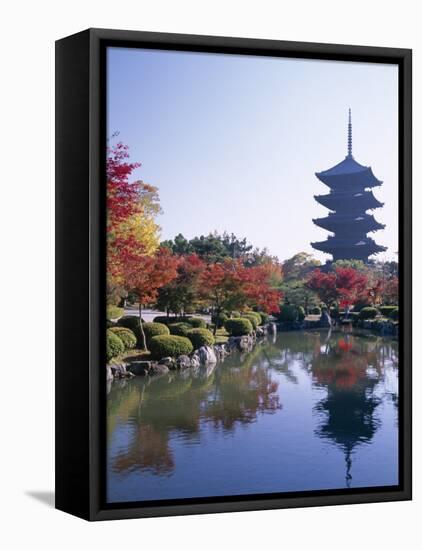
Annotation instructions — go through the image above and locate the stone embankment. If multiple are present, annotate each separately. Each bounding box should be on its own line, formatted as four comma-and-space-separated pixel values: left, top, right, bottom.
107, 322, 277, 380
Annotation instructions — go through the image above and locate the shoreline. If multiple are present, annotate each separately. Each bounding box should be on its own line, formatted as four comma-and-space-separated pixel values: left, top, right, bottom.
106, 319, 397, 382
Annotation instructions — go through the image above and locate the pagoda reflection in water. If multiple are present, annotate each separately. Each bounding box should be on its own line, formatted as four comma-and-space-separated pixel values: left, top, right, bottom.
311, 330, 383, 487
312, 110, 387, 262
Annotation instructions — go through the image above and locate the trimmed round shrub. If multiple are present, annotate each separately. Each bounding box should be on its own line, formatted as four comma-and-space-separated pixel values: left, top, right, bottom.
379, 305, 398, 317
168, 322, 191, 337
142, 322, 170, 344
153, 315, 173, 325
106, 329, 124, 362
251, 311, 263, 322
106, 305, 124, 320
187, 328, 215, 349
352, 301, 370, 313
117, 315, 144, 345
231, 311, 241, 319
389, 307, 399, 320
224, 317, 253, 336
310, 306, 321, 315
258, 312, 269, 324
152, 315, 207, 328
243, 313, 259, 330
359, 307, 379, 320
211, 311, 228, 328
277, 304, 298, 323
247, 311, 263, 326
118, 315, 143, 332
185, 317, 206, 328
242, 313, 258, 330
297, 306, 305, 322
109, 327, 137, 350
149, 335, 193, 359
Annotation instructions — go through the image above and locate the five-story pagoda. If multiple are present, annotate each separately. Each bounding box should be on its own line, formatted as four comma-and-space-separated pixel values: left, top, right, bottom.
311, 110, 386, 262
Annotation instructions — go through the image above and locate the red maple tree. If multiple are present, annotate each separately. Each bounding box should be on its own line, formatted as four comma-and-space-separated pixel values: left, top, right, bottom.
200, 259, 282, 334
306, 267, 368, 309
125, 248, 180, 349
382, 276, 399, 305
306, 269, 338, 308
241, 264, 282, 314
335, 267, 368, 308
107, 142, 142, 230
156, 254, 206, 316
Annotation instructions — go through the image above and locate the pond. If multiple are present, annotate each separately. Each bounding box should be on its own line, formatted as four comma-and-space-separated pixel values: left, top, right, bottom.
106, 329, 399, 503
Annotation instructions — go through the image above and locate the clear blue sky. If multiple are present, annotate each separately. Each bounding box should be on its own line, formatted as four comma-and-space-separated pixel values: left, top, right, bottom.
107, 47, 398, 263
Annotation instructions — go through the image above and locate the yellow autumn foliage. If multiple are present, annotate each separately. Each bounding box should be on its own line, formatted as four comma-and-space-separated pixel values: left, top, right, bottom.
119, 213, 160, 257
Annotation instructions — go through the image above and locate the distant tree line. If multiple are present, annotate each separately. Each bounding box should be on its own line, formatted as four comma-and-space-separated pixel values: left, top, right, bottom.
161, 232, 278, 266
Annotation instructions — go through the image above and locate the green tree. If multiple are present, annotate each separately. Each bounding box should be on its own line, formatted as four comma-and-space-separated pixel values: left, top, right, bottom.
283, 252, 321, 282
280, 280, 319, 312
221, 232, 253, 259
161, 233, 193, 255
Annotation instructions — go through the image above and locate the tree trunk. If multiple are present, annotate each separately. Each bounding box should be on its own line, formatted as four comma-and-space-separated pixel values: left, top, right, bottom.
138, 303, 147, 351
213, 306, 220, 336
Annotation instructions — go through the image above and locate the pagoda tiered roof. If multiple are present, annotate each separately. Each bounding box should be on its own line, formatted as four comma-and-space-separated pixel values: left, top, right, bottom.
313, 212, 385, 233
316, 157, 382, 190
311, 236, 386, 259
314, 190, 384, 212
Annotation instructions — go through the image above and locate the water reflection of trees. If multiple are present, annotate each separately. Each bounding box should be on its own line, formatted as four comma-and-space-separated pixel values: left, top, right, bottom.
107, 356, 280, 476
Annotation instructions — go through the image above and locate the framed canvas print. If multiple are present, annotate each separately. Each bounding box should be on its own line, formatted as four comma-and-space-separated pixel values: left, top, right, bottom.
55, 28, 412, 521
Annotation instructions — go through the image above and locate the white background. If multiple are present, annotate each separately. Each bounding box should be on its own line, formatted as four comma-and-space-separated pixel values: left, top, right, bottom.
0, 1, 419, 548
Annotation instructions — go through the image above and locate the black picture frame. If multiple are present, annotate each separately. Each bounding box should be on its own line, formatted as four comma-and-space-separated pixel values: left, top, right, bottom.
55, 28, 412, 521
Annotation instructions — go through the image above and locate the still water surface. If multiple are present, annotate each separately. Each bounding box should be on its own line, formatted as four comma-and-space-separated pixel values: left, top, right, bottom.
107, 330, 399, 503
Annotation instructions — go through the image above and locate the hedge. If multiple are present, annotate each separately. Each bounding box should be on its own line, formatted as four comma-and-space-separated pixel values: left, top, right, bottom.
168, 322, 191, 337
142, 322, 170, 343
152, 315, 206, 328
359, 307, 379, 320
352, 302, 369, 313
245, 311, 264, 326
149, 335, 193, 359
185, 317, 207, 328
243, 313, 259, 330
153, 316, 174, 325
106, 305, 124, 320
117, 315, 143, 331
224, 317, 253, 336
187, 328, 215, 349
310, 306, 321, 315
109, 327, 137, 350
379, 306, 398, 317
106, 329, 125, 361
117, 315, 144, 345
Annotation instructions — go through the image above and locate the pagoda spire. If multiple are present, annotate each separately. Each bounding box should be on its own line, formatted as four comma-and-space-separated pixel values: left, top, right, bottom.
347, 108, 353, 158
